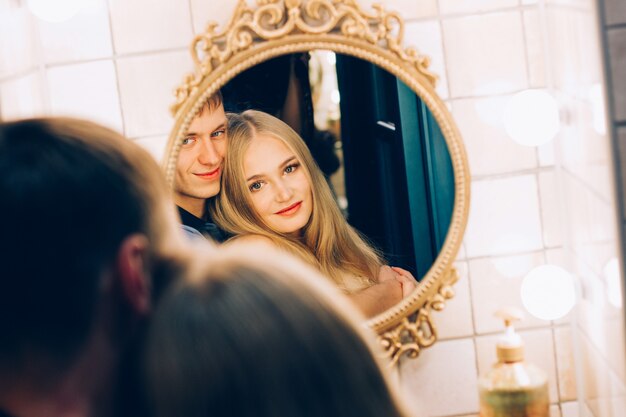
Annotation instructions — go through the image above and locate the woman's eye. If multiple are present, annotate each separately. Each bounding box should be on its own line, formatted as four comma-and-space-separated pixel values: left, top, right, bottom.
284, 163, 299, 174
249, 182, 263, 192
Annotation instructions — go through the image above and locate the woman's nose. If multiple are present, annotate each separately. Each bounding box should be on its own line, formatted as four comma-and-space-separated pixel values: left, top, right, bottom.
275, 180, 293, 202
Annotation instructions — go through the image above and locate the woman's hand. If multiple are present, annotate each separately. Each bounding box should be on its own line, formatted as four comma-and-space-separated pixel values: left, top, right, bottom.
390, 266, 417, 299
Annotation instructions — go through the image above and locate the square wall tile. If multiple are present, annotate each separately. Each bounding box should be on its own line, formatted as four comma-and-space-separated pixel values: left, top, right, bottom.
190, 0, 238, 35
605, 0, 626, 26
404, 20, 448, 99
46, 60, 123, 132
116, 51, 193, 138
545, 248, 576, 326
608, 28, 626, 122
464, 175, 544, 258
400, 339, 479, 417
451, 96, 537, 176
577, 326, 613, 403
37, 0, 112, 64
555, 327, 577, 401
469, 251, 548, 334
561, 172, 619, 277
442, 12, 527, 98
560, 401, 579, 417
0, 73, 45, 120
475, 329, 559, 403
133, 135, 168, 164
538, 140, 556, 167
551, 405, 562, 417
433, 262, 474, 339
546, 9, 602, 96
108, 0, 193, 54
538, 171, 564, 248
387, 0, 437, 20
439, 0, 517, 15
0, 8, 37, 77
580, 342, 626, 417
523, 9, 547, 88
559, 95, 613, 203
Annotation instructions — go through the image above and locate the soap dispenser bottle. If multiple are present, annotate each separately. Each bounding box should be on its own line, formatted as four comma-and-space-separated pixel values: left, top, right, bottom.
478, 307, 549, 417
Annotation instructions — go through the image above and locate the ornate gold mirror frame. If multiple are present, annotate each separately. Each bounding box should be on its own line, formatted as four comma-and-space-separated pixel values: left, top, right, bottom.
163, 0, 470, 366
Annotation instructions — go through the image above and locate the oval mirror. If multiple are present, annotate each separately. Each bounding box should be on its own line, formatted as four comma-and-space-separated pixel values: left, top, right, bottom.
164, 0, 470, 365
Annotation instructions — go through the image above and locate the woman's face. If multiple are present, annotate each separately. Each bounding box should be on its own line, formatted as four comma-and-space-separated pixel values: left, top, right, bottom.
243, 133, 313, 235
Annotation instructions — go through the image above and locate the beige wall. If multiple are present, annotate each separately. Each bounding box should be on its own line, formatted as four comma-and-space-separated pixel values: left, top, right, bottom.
0, 1, 624, 416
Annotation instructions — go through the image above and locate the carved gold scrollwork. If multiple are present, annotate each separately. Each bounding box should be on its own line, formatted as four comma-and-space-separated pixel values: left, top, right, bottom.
171, 0, 437, 115
380, 268, 460, 367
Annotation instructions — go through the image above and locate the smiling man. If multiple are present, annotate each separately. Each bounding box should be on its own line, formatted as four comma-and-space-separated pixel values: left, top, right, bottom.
174, 91, 229, 242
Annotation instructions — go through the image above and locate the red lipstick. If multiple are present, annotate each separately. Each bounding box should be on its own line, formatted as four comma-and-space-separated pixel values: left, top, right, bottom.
275, 201, 302, 216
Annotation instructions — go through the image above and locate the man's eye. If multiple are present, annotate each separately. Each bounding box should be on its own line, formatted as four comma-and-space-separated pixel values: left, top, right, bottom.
182, 137, 195, 146
249, 182, 263, 192
211, 129, 225, 138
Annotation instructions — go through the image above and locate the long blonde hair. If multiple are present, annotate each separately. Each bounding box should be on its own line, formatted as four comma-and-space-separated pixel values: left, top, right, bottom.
210, 110, 382, 289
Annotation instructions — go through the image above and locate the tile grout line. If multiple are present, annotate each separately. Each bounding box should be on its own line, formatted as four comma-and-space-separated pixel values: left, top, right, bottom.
105, 0, 126, 136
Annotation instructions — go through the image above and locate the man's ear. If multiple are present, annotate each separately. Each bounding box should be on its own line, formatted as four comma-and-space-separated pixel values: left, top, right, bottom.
116, 234, 151, 315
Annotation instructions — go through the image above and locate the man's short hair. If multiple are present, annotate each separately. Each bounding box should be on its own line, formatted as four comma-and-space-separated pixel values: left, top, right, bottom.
0, 118, 180, 376
198, 90, 223, 115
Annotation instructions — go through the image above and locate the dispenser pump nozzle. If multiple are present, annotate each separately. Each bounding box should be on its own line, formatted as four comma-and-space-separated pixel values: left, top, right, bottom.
495, 307, 525, 363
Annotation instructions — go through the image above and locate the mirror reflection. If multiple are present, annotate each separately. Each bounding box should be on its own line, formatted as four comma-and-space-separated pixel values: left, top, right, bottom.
172, 51, 455, 318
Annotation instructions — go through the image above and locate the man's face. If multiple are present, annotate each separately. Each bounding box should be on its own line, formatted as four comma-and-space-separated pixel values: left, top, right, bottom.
174, 103, 227, 216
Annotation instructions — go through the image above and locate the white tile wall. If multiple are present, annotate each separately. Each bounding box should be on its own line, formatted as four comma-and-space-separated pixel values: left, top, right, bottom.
555, 327, 577, 401
387, 0, 437, 20
442, 12, 527, 97
46, 60, 123, 132
116, 51, 193, 138
561, 402, 580, 417
523, 9, 547, 89
438, 0, 517, 15
469, 251, 548, 333
464, 175, 543, 258
538, 171, 564, 248
400, 339, 479, 417
0, 8, 37, 78
189, 0, 239, 35
37, 0, 113, 64
108, 0, 193, 54
0, 72, 45, 120
451, 95, 538, 176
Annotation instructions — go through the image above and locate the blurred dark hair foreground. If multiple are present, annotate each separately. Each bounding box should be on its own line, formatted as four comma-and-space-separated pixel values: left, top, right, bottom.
145, 242, 414, 417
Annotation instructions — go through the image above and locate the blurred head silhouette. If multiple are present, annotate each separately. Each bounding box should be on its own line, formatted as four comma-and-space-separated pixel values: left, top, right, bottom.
145, 242, 412, 417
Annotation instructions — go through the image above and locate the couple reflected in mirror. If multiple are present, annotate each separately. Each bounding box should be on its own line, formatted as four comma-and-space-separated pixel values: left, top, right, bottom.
173, 93, 417, 318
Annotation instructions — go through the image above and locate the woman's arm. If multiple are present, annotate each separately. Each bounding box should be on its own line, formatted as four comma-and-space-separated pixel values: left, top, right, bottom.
347, 266, 418, 318
347, 279, 403, 318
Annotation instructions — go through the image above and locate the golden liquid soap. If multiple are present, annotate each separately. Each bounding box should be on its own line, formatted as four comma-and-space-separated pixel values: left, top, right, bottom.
478, 308, 549, 417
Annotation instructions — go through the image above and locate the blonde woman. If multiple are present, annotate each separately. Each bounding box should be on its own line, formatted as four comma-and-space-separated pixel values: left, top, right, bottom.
210, 110, 416, 317
144, 243, 415, 417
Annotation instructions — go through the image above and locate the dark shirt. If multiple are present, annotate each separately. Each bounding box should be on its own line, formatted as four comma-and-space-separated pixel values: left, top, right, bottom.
177, 206, 228, 243
0, 410, 13, 417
